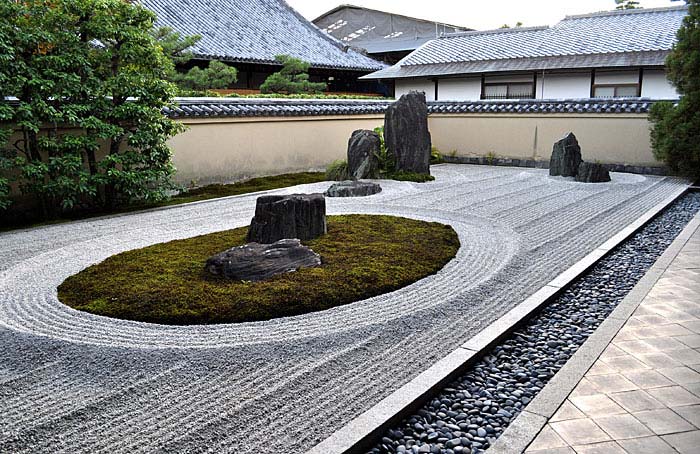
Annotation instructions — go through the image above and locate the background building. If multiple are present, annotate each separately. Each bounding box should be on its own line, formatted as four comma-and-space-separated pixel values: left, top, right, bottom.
313, 4, 471, 65
140, 0, 388, 95
363, 6, 685, 101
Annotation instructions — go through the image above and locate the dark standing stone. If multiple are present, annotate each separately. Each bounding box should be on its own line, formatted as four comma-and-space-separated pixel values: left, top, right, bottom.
347, 129, 381, 180
576, 162, 611, 183
247, 194, 326, 244
324, 181, 382, 197
205, 239, 321, 281
384, 91, 432, 175
549, 132, 582, 177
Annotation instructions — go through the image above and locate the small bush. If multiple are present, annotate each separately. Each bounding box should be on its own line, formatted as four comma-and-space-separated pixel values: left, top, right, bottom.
326, 160, 349, 181
385, 171, 436, 183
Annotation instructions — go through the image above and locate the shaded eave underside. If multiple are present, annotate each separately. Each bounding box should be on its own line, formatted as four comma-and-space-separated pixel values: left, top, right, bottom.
361, 50, 670, 80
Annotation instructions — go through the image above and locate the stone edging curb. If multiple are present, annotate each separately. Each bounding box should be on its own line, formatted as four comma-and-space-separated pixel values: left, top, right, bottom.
488, 203, 700, 454
306, 185, 691, 454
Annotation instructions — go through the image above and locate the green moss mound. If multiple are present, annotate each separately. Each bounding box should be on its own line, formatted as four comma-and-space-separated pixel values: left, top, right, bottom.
58, 215, 460, 325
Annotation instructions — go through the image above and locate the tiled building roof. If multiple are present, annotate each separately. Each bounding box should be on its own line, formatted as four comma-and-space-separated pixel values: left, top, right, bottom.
312, 4, 469, 55
165, 97, 673, 118
139, 0, 385, 71
363, 6, 687, 79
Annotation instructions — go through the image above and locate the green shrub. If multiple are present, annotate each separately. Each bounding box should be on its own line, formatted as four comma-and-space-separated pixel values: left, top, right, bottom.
172, 61, 238, 91
260, 55, 326, 95
649, 0, 700, 182
326, 160, 349, 181
430, 147, 444, 164
0, 0, 184, 217
385, 171, 436, 183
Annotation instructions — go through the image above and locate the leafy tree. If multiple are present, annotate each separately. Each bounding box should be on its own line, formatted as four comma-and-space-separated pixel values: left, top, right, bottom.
260, 55, 326, 95
151, 26, 201, 66
649, 0, 699, 181
615, 0, 641, 9
0, 0, 184, 217
173, 61, 238, 91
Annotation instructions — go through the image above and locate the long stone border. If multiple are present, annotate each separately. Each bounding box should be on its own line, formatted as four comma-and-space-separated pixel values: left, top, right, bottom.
306, 185, 691, 454
488, 199, 700, 454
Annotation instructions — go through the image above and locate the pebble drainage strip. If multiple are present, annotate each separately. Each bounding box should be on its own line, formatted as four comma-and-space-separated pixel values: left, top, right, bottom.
367, 191, 700, 454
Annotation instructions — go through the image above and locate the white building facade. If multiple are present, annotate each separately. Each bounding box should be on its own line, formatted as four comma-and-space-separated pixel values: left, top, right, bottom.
363, 7, 685, 101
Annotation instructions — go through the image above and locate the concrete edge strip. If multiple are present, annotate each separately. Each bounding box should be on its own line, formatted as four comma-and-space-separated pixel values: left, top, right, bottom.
488, 202, 700, 454
306, 185, 691, 454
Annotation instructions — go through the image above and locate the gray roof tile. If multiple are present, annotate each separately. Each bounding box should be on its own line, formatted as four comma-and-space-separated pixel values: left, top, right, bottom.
165, 97, 674, 118
140, 0, 385, 71
364, 6, 686, 79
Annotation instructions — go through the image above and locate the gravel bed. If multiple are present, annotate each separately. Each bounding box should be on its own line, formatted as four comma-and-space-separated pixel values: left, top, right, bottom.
368, 191, 700, 454
0, 166, 690, 453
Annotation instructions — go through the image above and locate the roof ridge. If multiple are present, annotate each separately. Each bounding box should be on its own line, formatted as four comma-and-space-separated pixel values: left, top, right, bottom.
562, 4, 688, 20
312, 3, 471, 30
441, 25, 550, 39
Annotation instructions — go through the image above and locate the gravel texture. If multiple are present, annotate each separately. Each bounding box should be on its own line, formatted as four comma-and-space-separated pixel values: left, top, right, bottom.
368, 191, 700, 454
0, 165, 689, 453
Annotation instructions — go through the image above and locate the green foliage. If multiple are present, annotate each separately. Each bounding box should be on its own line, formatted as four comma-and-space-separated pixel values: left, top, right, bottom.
372, 126, 395, 174
0, 0, 184, 216
615, 0, 641, 9
151, 26, 201, 66
58, 215, 460, 325
383, 171, 435, 183
260, 55, 327, 95
173, 61, 238, 91
227, 93, 388, 100
325, 160, 349, 181
430, 146, 444, 164
172, 172, 327, 204
649, 0, 700, 181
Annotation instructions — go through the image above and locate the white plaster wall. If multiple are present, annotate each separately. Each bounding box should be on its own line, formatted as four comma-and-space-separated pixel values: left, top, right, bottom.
594, 70, 639, 84
395, 79, 435, 101
642, 70, 679, 99
437, 78, 482, 101
484, 74, 534, 84
539, 73, 592, 99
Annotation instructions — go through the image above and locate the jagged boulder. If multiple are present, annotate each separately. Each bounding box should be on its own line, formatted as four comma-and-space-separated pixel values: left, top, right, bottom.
384, 91, 432, 175
576, 162, 611, 183
205, 239, 321, 282
247, 194, 326, 244
550, 132, 582, 177
325, 181, 382, 197
347, 129, 380, 180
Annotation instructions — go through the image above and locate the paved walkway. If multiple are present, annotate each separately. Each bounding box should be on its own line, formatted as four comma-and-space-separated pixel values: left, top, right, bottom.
525, 216, 700, 454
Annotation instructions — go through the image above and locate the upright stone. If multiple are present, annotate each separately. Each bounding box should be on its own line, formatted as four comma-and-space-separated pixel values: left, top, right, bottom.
347, 129, 380, 180
549, 132, 582, 177
384, 91, 432, 175
576, 162, 611, 183
247, 194, 326, 244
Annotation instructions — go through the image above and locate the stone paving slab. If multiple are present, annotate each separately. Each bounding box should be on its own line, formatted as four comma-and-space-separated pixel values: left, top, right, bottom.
523, 212, 700, 454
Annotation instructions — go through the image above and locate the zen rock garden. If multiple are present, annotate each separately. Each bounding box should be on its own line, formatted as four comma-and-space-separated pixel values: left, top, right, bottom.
325, 91, 432, 197
206, 193, 326, 281
549, 132, 611, 183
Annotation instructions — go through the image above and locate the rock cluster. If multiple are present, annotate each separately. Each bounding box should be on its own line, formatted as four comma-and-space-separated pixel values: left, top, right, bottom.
549, 132, 610, 183
549, 132, 582, 177
347, 129, 381, 180
325, 181, 382, 197
368, 193, 700, 454
247, 193, 326, 244
205, 239, 321, 281
384, 92, 432, 175
576, 162, 612, 183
